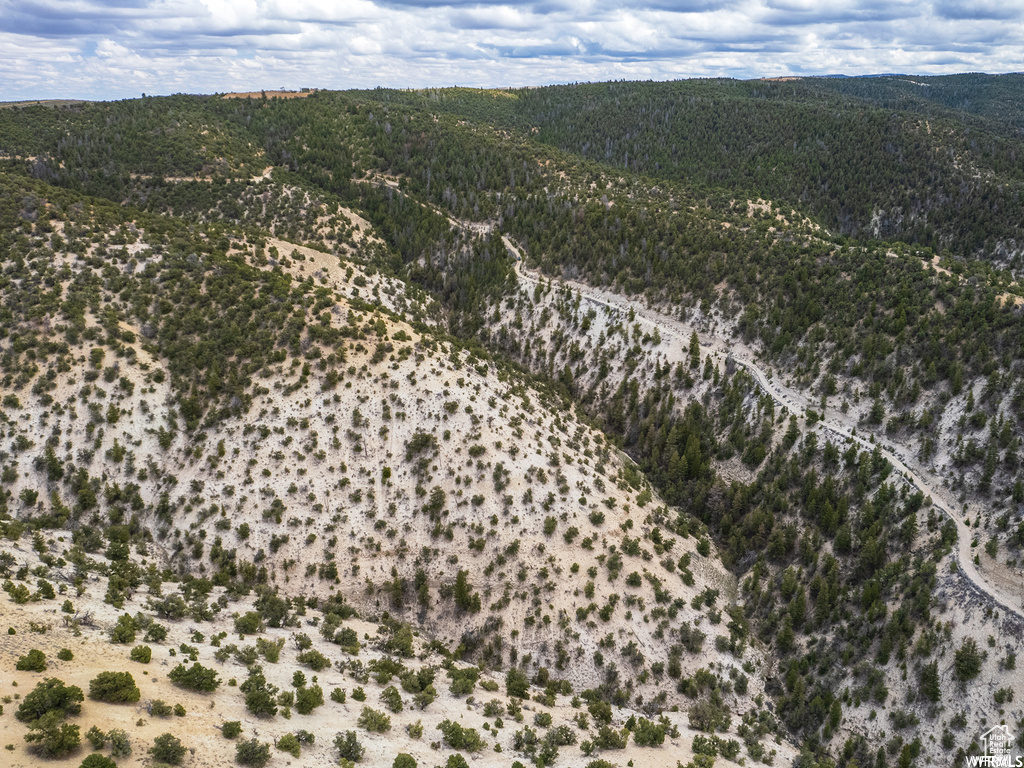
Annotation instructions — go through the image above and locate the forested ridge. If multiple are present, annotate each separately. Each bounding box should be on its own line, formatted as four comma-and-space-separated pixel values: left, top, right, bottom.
4, 81, 1024, 558
2, 78, 1024, 768
8, 76, 1024, 262
382, 77, 1024, 261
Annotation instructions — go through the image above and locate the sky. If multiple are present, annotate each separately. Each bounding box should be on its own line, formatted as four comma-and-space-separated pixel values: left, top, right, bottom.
1, 0, 1022, 101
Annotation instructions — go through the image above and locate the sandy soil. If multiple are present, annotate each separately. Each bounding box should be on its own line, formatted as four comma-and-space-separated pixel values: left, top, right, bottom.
0, 536, 787, 768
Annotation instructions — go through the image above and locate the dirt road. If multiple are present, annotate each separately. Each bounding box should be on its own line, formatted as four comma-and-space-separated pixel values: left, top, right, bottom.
504, 236, 1024, 620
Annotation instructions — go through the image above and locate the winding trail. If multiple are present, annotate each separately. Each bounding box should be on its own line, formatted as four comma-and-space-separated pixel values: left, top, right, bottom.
502, 235, 1024, 620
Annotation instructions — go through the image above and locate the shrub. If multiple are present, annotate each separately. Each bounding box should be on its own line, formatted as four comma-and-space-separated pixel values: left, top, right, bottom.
234, 612, 264, 635
222, 721, 243, 739
413, 685, 437, 709
297, 649, 331, 671
6, 583, 31, 604
534, 712, 553, 727
86, 725, 107, 750
24, 711, 80, 757
152, 594, 188, 621
506, 667, 529, 698
57, 648, 74, 661
168, 662, 220, 692
16, 649, 47, 672
295, 685, 324, 715
240, 668, 278, 718
257, 637, 284, 663
381, 685, 403, 712
277, 733, 301, 758
357, 706, 392, 733
453, 570, 481, 613
236, 738, 271, 768
448, 666, 479, 696
149, 699, 173, 717
384, 624, 414, 657
548, 725, 578, 746
331, 687, 347, 703
588, 700, 612, 725
919, 661, 940, 702
149, 733, 186, 765
632, 717, 667, 747
484, 700, 506, 717
335, 626, 360, 655
594, 725, 627, 749
403, 670, 432, 700
254, 593, 289, 628
954, 638, 983, 682
688, 691, 732, 733
393, 754, 417, 768
108, 729, 131, 757
17, 678, 84, 722
511, 725, 553, 763
702, 737, 740, 761
89, 671, 140, 703
335, 731, 364, 762
370, 657, 405, 685
438, 719, 485, 751
80, 755, 117, 768
130, 645, 152, 664
110, 614, 137, 644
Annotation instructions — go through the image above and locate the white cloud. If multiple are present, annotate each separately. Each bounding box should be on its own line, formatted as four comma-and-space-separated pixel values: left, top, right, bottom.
0, 0, 1020, 100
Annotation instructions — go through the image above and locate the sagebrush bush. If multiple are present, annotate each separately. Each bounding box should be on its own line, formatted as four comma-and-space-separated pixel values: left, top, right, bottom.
16, 649, 46, 672
89, 671, 140, 703
148, 733, 185, 766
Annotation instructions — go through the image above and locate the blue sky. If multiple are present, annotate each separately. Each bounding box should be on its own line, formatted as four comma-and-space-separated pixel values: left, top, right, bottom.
1, 0, 1022, 100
